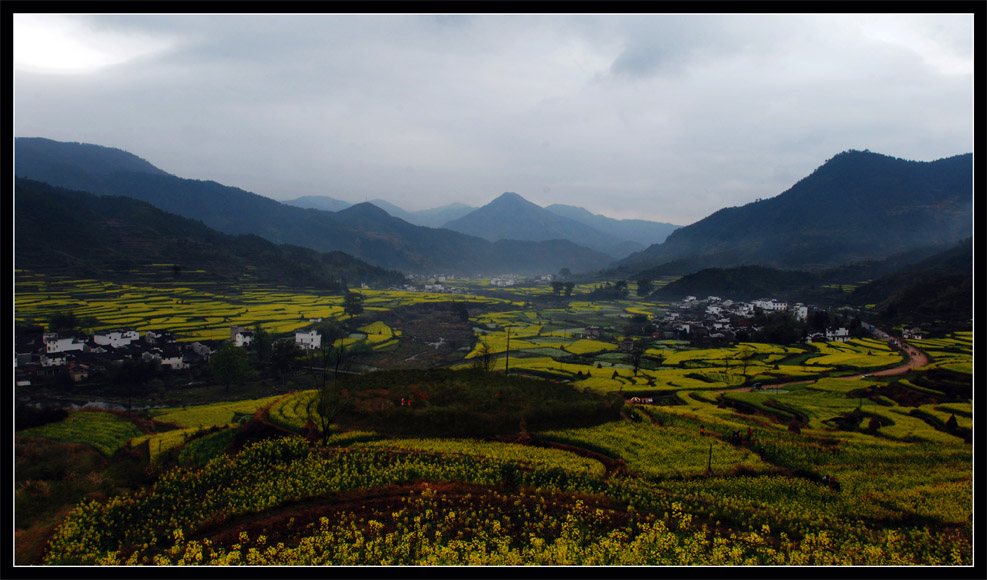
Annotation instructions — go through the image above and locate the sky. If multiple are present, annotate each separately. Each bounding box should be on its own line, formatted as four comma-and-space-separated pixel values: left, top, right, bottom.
12, 12, 975, 226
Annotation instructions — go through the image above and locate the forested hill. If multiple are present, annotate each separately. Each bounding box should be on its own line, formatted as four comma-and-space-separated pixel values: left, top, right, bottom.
14, 179, 407, 290
647, 238, 972, 331
617, 150, 972, 276
851, 238, 972, 330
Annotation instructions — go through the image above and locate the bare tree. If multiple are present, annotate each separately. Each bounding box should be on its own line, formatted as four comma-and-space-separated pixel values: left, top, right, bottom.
307, 326, 353, 443
472, 342, 494, 372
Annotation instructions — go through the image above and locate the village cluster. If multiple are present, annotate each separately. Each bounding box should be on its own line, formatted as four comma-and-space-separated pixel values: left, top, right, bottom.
15, 288, 922, 389
15, 326, 212, 386
14, 320, 365, 387
397, 273, 553, 292
642, 295, 857, 346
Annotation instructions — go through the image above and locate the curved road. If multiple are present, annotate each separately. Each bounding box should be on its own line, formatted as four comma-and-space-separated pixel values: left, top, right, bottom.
727, 333, 930, 392
856, 341, 929, 378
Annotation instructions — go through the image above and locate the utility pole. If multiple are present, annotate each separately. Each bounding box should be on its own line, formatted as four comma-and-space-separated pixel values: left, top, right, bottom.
505, 327, 510, 375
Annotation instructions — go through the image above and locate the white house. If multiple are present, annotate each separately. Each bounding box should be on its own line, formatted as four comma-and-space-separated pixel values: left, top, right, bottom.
902, 327, 924, 340
94, 329, 140, 348
295, 328, 322, 350
43, 332, 87, 354
793, 305, 808, 322
753, 299, 788, 312
826, 327, 851, 342
41, 352, 69, 367
141, 345, 187, 370
143, 330, 175, 345
188, 342, 213, 357
734, 303, 755, 317
231, 325, 254, 348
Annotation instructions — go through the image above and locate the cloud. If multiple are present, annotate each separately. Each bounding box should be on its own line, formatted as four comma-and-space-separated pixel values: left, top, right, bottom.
13, 13, 974, 226
14, 14, 175, 74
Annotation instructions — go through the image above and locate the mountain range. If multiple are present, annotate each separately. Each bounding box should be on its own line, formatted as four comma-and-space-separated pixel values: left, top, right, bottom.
14, 138, 615, 276
284, 196, 476, 228
283, 193, 680, 253
14, 138, 973, 284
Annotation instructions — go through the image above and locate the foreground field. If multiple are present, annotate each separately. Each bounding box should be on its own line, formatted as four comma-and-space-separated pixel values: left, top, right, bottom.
26, 342, 973, 567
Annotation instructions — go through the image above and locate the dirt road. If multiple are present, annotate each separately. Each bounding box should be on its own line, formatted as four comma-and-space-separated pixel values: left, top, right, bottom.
725, 338, 930, 392
858, 342, 930, 377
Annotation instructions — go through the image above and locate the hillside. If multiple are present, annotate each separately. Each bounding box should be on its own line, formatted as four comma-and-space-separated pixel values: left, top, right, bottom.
851, 238, 972, 329
617, 150, 972, 275
544, 203, 680, 247
650, 265, 824, 303
14, 138, 610, 276
14, 178, 406, 289
406, 202, 477, 228
282, 195, 351, 213
647, 239, 973, 325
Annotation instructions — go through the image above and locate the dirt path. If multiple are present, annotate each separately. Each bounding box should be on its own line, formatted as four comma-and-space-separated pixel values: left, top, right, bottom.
723, 339, 930, 393
854, 342, 929, 378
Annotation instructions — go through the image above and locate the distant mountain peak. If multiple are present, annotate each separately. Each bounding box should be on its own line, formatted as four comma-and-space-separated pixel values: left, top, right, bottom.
490, 191, 534, 205
337, 201, 393, 220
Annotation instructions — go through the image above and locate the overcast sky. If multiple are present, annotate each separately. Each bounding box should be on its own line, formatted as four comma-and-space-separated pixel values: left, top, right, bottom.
13, 12, 974, 225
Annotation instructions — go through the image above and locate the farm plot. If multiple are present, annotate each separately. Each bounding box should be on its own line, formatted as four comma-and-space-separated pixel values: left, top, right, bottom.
354, 438, 607, 478
802, 339, 903, 369
908, 333, 972, 374
134, 395, 286, 461
537, 414, 768, 479
14, 275, 403, 341
149, 395, 284, 430
267, 390, 319, 433
18, 410, 144, 458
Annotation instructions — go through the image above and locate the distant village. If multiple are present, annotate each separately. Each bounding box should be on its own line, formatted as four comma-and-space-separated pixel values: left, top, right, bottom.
15, 288, 921, 388
398, 273, 550, 292
648, 295, 842, 346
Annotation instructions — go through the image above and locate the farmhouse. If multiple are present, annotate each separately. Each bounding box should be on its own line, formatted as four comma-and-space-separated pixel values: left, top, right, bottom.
825, 327, 851, 342
230, 325, 255, 348
143, 329, 176, 344
187, 341, 214, 359
142, 345, 188, 370
902, 327, 924, 340
43, 332, 88, 354
93, 329, 140, 348
295, 328, 323, 350
753, 298, 788, 312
